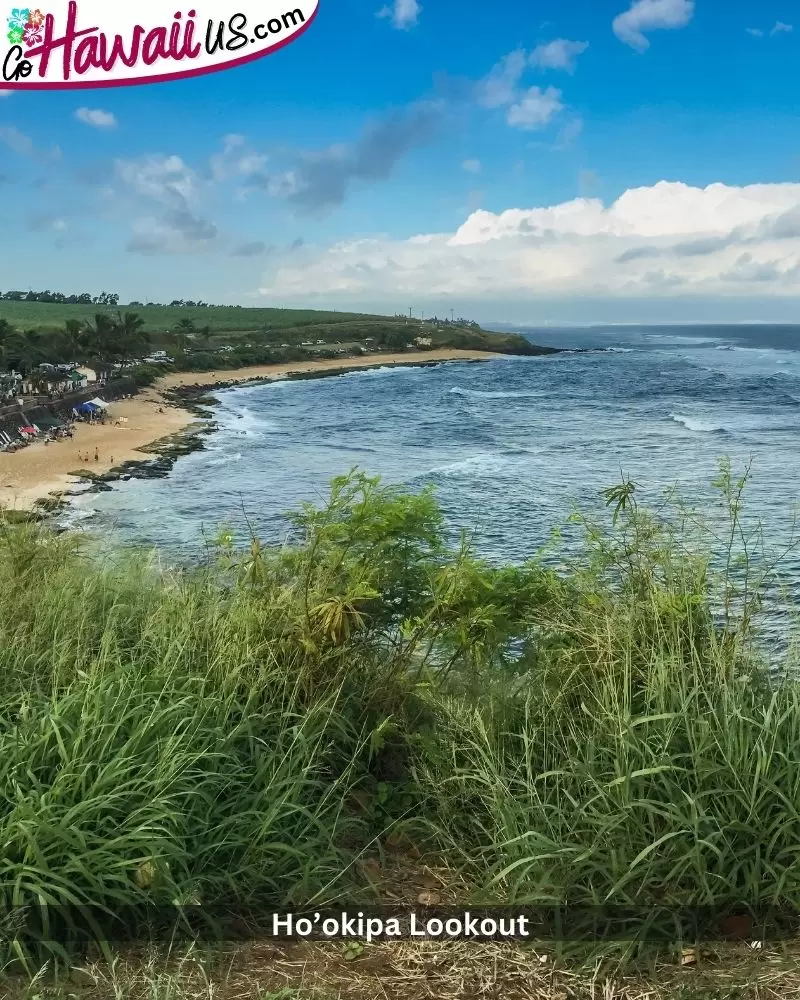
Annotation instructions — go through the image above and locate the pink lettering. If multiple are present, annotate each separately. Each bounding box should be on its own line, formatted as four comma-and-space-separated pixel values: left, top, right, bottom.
142, 26, 168, 65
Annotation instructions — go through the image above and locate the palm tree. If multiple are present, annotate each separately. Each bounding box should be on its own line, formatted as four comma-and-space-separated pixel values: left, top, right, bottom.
7, 329, 45, 375
59, 318, 85, 363
173, 318, 196, 337
83, 313, 118, 360
169, 329, 190, 355
0, 318, 13, 372
115, 311, 150, 361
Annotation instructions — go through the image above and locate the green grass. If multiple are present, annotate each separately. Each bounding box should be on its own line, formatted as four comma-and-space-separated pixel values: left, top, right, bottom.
1, 463, 798, 980
0, 301, 546, 374
0, 302, 377, 335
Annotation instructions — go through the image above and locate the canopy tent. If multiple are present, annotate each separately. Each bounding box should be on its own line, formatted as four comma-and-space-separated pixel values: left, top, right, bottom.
35, 415, 66, 429
88, 397, 109, 410
76, 402, 98, 414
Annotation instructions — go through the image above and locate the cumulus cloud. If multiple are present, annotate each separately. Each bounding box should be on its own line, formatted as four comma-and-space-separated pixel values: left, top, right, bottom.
210, 133, 268, 182
771, 20, 793, 34
127, 208, 218, 255
377, 0, 420, 30
530, 39, 588, 73
462, 159, 481, 174
476, 50, 528, 108
613, 0, 694, 51
115, 153, 200, 205
257, 181, 800, 305
507, 86, 563, 130
477, 51, 566, 131
75, 107, 117, 128
746, 28, 764, 36
114, 153, 220, 255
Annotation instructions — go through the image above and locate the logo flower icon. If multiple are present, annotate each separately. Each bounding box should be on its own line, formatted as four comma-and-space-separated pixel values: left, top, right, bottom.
7, 7, 30, 30
6, 8, 46, 47
23, 21, 41, 44
6, 7, 29, 43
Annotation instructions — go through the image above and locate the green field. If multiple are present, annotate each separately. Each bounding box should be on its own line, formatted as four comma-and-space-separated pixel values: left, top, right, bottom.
0, 301, 550, 373
0, 300, 380, 334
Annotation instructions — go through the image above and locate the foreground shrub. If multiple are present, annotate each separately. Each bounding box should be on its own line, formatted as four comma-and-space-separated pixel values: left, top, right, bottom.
0, 464, 798, 963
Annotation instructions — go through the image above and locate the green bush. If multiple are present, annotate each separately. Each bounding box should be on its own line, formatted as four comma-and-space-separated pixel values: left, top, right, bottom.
0, 464, 798, 965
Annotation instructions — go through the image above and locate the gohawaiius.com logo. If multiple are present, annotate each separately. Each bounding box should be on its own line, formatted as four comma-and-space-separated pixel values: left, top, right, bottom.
2, 0, 318, 89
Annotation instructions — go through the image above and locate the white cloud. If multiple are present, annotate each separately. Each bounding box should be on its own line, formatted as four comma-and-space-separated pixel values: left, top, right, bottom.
377, 0, 420, 30
530, 39, 588, 73
0, 90, 12, 98
126, 211, 219, 255
476, 50, 528, 108
115, 154, 200, 205
613, 0, 694, 51
210, 133, 268, 181
746, 27, 764, 37
462, 159, 481, 174
258, 181, 800, 306
771, 20, 793, 35
506, 86, 563, 130
75, 107, 117, 128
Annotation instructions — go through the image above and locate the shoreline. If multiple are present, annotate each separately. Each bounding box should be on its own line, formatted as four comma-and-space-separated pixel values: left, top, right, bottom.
0, 349, 500, 513
157, 347, 500, 390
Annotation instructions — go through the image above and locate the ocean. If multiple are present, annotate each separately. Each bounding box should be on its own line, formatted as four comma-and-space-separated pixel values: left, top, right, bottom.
65, 325, 800, 592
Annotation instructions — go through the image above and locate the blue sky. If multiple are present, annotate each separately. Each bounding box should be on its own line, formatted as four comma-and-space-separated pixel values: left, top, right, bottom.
3, 0, 800, 323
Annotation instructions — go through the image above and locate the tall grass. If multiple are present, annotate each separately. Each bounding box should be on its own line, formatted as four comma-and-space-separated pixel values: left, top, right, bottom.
1, 465, 799, 967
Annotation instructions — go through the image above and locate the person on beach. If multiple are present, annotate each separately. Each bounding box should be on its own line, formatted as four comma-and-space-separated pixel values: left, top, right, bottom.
94, 448, 99, 463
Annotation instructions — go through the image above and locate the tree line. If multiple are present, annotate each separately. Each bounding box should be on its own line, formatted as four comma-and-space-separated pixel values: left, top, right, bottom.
1, 290, 120, 305
0, 312, 151, 373
0, 289, 230, 308
0, 311, 226, 377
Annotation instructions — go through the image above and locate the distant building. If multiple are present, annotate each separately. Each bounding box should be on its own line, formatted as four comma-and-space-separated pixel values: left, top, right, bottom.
415, 337, 433, 347
75, 366, 97, 384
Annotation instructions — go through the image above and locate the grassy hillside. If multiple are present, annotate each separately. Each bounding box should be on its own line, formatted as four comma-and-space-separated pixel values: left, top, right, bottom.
1, 464, 800, 991
0, 301, 377, 334
0, 301, 553, 381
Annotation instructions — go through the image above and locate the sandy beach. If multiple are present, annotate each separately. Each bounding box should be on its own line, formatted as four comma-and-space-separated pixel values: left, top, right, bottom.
158, 348, 499, 389
0, 391, 192, 511
0, 349, 498, 511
